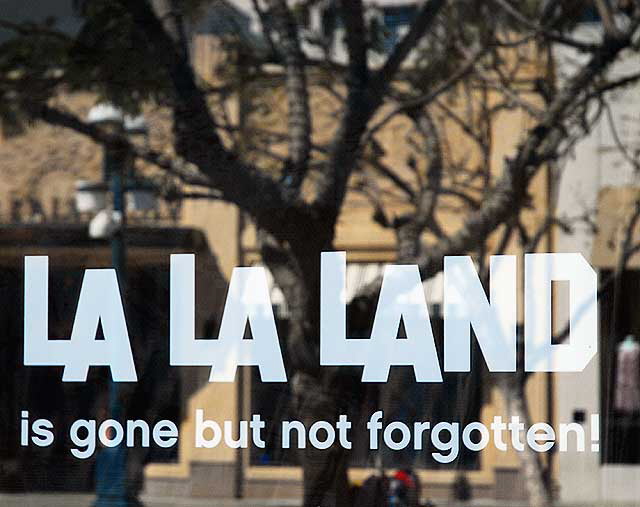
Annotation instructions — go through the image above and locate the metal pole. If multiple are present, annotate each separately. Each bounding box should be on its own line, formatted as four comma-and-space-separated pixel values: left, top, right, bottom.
234, 54, 248, 499
111, 159, 126, 413
234, 212, 245, 499
95, 144, 130, 507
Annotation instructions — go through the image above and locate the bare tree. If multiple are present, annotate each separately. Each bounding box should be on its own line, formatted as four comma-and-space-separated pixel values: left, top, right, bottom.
3, 1, 640, 505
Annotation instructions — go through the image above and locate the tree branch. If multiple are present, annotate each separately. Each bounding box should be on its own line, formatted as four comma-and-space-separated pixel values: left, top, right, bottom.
115, 0, 314, 242
374, 0, 446, 86
340, 0, 369, 89
29, 102, 214, 187
409, 108, 443, 230
491, 0, 601, 52
313, 0, 446, 215
354, 17, 639, 301
415, 28, 637, 279
364, 47, 485, 143
594, 0, 623, 41
265, 0, 312, 186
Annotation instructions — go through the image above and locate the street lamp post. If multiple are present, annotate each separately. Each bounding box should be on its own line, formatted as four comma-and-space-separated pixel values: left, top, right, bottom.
86, 104, 147, 507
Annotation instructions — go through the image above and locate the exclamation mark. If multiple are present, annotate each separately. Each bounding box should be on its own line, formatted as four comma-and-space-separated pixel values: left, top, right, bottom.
591, 413, 599, 452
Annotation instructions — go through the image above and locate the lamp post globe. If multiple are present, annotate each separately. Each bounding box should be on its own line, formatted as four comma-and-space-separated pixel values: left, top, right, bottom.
124, 114, 148, 136
87, 103, 125, 127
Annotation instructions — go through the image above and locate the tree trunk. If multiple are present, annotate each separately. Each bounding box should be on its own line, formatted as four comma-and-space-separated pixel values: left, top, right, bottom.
259, 229, 351, 507
293, 372, 351, 507
501, 379, 551, 507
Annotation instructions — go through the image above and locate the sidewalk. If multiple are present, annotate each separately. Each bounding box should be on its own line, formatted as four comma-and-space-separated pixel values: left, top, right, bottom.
0, 494, 300, 507
1, 494, 639, 507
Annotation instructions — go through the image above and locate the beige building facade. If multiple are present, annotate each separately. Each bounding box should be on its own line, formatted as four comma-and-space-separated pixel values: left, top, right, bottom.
142, 30, 555, 503
0, 19, 555, 505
